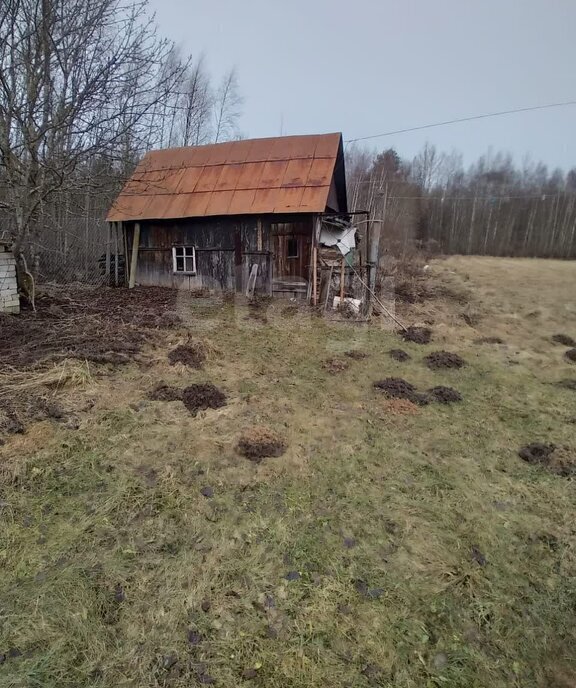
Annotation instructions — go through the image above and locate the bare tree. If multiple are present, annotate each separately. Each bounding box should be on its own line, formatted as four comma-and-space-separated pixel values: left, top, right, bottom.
0, 0, 187, 260
213, 68, 242, 143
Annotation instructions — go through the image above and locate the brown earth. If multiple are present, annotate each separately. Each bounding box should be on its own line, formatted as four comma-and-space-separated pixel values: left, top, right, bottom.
424, 351, 466, 370
168, 343, 206, 369
400, 326, 432, 344
428, 386, 463, 403
373, 378, 429, 405
237, 425, 287, 462
147, 384, 183, 402
565, 349, 576, 363
181, 384, 227, 416
0, 286, 179, 369
518, 443, 576, 477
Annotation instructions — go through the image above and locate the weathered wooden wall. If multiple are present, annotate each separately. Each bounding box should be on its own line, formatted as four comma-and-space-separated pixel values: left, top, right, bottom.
125, 214, 316, 295
126, 215, 274, 293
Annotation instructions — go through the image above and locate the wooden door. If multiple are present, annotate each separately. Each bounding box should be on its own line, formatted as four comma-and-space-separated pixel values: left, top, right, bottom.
271, 221, 311, 283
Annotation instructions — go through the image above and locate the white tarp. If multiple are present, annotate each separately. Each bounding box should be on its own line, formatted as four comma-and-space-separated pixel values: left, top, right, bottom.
319, 225, 356, 256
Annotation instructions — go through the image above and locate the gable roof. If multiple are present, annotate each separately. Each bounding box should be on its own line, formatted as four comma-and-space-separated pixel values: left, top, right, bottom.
107, 133, 347, 222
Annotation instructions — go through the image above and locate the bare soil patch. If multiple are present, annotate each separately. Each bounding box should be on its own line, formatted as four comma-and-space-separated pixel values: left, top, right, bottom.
424, 351, 466, 370
168, 343, 206, 369
181, 384, 227, 416
428, 386, 463, 404
147, 384, 183, 402
373, 378, 429, 405
400, 326, 432, 344
552, 334, 576, 347
518, 443, 576, 477
237, 425, 287, 462
389, 349, 410, 362
565, 349, 576, 363
0, 286, 179, 369
322, 358, 350, 374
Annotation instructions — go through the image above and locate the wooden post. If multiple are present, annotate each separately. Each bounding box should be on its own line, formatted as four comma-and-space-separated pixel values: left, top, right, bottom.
311, 245, 317, 306
105, 222, 111, 282
121, 222, 128, 285
114, 222, 119, 287
339, 256, 345, 301
128, 222, 140, 289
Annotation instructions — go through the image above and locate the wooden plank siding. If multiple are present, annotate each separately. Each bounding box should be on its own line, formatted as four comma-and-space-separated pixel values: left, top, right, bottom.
124, 214, 313, 296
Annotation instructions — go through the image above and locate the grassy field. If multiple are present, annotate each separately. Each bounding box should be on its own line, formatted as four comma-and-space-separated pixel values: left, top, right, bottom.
1, 256, 576, 687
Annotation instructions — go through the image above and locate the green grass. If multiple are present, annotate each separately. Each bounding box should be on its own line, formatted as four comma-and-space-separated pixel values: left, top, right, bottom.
1, 259, 576, 687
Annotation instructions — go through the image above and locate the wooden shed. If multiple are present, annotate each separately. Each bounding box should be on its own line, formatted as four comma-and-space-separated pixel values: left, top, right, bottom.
106, 133, 349, 300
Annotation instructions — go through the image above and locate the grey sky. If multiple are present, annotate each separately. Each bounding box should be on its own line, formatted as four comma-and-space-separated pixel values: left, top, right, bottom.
149, 0, 576, 170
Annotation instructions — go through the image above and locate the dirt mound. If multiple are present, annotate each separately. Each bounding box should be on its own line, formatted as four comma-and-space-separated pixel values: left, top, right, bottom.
424, 351, 466, 369
552, 334, 576, 347
474, 336, 504, 345
428, 386, 463, 403
344, 350, 368, 360
565, 349, 576, 363
383, 399, 420, 415
181, 384, 227, 416
389, 349, 410, 362
373, 378, 429, 405
168, 343, 206, 369
400, 326, 432, 345
147, 384, 183, 402
237, 425, 287, 461
558, 379, 576, 391
322, 358, 350, 374
518, 443, 576, 477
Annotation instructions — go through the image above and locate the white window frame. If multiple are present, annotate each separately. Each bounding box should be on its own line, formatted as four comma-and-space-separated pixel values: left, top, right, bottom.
172, 245, 196, 275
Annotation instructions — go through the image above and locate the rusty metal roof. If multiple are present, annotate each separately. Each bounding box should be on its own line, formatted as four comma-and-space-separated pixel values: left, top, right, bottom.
107, 133, 346, 222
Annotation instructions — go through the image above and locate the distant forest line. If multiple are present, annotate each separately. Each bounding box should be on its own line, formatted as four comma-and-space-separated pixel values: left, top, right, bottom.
346, 144, 576, 258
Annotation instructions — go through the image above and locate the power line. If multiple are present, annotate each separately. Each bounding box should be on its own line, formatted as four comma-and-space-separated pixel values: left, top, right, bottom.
345, 100, 576, 144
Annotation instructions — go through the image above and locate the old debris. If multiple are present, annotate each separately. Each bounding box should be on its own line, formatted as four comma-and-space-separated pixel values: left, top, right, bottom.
237, 425, 287, 461
424, 351, 466, 370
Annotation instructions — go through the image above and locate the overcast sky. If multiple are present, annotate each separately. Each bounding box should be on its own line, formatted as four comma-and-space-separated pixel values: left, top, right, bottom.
149, 0, 576, 170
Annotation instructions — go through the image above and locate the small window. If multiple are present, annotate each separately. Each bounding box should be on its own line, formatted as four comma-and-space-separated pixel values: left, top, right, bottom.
172, 246, 196, 274
287, 237, 298, 258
